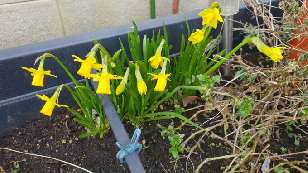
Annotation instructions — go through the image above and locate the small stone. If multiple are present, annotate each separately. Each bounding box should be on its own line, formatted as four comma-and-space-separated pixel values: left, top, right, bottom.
159, 105, 164, 110
69, 140, 73, 144
141, 139, 146, 145
61, 139, 67, 144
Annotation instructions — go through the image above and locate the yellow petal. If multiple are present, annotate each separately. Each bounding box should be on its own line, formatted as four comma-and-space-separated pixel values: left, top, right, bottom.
36, 94, 49, 101
21, 67, 36, 73
56, 104, 69, 108
72, 55, 84, 63
44, 70, 57, 78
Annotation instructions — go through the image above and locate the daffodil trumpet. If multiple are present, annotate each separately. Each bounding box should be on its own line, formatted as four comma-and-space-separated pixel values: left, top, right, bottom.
148, 39, 167, 69
22, 58, 56, 87
72, 51, 103, 79
116, 68, 130, 95
149, 60, 171, 92
135, 64, 147, 96
198, 3, 223, 29
36, 85, 68, 117
91, 64, 123, 95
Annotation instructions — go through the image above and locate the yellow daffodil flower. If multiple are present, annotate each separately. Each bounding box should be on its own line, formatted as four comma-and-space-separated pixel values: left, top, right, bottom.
149, 60, 170, 92
251, 37, 284, 62
135, 64, 147, 96
198, 7, 223, 29
91, 66, 123, 95
22, 59, 56, 87
148, 39, 167, 69
36, 85, 67, 117
72, 51, 103, 79
188, 28, 206, 44
116, 68, 130, 95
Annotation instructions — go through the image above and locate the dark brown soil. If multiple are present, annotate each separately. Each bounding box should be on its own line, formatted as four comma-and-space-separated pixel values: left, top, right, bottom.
0, 111, 307, 173
0, 111, 230, 173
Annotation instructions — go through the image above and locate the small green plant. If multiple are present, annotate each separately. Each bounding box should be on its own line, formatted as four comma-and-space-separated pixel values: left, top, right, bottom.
9, 162, 20, 173
280, 147, 288, 154
274, 166, 290, 173
158, 123, 184, 159
237, 97, 254, 118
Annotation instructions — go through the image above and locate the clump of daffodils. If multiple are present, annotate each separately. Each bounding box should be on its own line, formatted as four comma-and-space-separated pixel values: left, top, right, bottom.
188, 2, 223, 45
21, 1, 283, 121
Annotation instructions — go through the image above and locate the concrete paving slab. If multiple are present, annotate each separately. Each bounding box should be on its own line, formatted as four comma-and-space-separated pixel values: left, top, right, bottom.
0, 0, 64, 49
58, 0, 151, 35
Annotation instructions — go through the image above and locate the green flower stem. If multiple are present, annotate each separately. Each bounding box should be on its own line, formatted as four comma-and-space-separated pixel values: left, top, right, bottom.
204, 36, 253, 76
42, 53, 79, 85
204, 49, 226, 71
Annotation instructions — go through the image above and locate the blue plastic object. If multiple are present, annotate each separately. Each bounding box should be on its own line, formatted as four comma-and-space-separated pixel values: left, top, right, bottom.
116, 128, 142, 163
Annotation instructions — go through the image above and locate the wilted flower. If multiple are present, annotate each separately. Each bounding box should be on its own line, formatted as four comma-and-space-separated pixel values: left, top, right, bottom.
251, 37, 284, 62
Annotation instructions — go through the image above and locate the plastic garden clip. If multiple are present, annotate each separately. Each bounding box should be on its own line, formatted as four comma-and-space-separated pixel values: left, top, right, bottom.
116, 128, 142, 163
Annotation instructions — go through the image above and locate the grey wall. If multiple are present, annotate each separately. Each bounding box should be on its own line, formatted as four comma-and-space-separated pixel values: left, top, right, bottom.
0, 0, 213, 49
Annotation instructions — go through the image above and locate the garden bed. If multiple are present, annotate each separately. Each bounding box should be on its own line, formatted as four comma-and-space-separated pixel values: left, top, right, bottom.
2, 1, 308, 173
0, 110, 229, 173
1, 100, 307, 173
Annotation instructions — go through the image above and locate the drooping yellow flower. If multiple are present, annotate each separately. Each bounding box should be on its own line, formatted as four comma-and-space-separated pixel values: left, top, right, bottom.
188, 28, 206, 44
135, 64, 147, 96
149, 60, 170, 92
148, 39, 167, 69
22, 59, 56, 87
198, 7, 223, 29
251, 37, 284, 62
115, 68, 130, 95
36, 85, 67, 117
92, 68, 123, 95
72, 51, 103, 79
